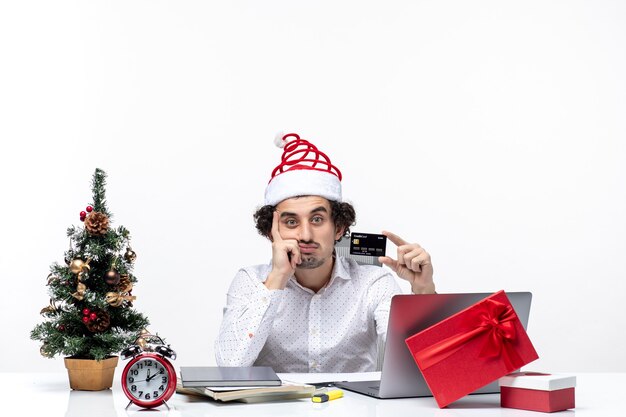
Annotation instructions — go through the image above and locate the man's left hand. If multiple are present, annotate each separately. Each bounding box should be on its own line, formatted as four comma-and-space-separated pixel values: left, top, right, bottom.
378, 230, 436, 294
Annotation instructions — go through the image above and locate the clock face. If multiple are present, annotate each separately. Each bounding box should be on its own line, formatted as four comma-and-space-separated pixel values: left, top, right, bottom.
121, 353, 176, 408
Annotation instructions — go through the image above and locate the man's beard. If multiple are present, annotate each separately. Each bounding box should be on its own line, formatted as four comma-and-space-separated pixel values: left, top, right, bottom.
296, 256, 325, 269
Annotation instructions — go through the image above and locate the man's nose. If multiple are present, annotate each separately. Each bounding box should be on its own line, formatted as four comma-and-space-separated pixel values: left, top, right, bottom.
298, 223, 312, 242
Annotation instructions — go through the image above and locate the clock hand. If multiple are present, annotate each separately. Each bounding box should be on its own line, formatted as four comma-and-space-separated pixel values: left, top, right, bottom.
146, 372, 159, 382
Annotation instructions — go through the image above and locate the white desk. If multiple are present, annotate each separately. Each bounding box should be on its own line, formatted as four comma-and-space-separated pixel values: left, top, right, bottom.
4, 372, 623, 416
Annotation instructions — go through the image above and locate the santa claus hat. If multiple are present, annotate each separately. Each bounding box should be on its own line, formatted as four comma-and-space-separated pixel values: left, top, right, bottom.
264, 132, 343, 206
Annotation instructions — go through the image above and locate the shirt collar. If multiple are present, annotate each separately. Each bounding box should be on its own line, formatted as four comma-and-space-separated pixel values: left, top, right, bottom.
332, 255, 353, 282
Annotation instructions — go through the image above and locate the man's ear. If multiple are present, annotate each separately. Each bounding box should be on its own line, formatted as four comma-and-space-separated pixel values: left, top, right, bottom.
335, 225, 346, 241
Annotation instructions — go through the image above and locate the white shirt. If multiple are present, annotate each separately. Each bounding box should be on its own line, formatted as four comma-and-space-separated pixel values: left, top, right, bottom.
215, 257, 402, 373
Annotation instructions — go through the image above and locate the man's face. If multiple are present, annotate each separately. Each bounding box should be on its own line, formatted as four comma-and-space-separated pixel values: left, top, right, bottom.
274, 196, 343, 270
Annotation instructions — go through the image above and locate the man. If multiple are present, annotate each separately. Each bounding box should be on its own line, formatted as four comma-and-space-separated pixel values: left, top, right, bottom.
215, 133, 436, 372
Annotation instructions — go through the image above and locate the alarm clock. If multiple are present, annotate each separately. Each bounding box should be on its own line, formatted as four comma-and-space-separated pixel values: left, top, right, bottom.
120, 333, 177, 409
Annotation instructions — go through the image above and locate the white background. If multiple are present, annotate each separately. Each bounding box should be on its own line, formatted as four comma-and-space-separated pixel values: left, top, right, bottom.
1, 1, 624, 373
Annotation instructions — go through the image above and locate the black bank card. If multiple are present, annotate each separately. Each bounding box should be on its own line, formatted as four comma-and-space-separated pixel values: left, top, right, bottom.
349, 232, 387, 257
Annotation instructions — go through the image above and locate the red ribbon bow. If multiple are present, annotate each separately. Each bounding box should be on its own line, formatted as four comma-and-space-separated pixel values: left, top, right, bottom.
413, 298, 524, 371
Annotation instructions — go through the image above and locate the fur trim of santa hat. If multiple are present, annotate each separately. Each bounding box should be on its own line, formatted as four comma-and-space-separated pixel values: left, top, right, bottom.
264, 132, 342, 206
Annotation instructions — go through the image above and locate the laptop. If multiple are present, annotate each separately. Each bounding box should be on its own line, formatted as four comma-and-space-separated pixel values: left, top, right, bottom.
335, 291, 533, 399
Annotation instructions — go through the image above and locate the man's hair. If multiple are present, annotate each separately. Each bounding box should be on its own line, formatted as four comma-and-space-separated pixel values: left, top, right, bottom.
253, 198, 356, 242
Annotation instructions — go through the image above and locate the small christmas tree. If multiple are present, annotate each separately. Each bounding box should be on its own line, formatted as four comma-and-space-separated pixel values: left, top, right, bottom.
31, 168, 150, 361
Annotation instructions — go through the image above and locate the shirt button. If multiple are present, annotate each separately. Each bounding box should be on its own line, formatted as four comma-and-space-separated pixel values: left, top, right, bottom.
310, 328, 318, 336
261, 297, 268, 303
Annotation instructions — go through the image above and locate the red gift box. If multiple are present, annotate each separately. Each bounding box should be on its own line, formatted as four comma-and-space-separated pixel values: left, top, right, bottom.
405, 290, 539, 408
500, 372, 576, 413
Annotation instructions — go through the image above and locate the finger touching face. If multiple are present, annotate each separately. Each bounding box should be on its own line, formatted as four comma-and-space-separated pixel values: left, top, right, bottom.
271, 210, 283, 242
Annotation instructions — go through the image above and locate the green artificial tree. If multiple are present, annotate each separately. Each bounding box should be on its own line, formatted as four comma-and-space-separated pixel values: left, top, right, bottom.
31, 168, 150, 361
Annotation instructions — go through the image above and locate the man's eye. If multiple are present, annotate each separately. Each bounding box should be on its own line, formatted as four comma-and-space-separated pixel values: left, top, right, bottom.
285, 219, 297, 227
311, 216, 324, 223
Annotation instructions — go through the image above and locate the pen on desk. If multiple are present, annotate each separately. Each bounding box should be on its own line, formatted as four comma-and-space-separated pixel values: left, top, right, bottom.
312, 389, 344, 403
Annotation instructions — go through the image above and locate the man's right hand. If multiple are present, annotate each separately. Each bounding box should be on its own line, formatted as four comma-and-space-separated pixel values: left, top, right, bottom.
264, 210, 301, 290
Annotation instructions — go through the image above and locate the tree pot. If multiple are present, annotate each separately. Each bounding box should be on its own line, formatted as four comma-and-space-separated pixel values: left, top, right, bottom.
64, 356, 119, 391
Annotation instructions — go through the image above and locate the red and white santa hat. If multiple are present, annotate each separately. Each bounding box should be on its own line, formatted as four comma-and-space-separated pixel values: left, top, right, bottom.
264, 132, 343, 206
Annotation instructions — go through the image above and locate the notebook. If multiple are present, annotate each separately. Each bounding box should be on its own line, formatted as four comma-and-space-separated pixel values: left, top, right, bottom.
176, 379, 316, 402
179, 366, 282, 388
335, 292, 533, 399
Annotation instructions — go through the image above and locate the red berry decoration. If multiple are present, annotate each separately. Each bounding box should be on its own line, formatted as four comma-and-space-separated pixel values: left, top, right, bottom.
89, 312, 97, 321
82, 316, 90, 323
58, 324, 66, 332
82, 308, 90, 316
79, 206, 92, 222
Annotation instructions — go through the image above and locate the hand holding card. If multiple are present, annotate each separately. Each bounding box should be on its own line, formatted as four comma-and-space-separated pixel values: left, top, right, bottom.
378, 231, 436, 294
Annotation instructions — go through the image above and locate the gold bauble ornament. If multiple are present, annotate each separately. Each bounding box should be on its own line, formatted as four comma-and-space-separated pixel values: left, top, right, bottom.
136, 337, 147, 350
69, 259, 90, 274
124, 247, 137, 263
136, 329, 151, 349
40, 343, 53, 358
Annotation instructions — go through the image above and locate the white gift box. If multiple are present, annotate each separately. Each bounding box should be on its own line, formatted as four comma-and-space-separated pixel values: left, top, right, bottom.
499, 372, 576, 413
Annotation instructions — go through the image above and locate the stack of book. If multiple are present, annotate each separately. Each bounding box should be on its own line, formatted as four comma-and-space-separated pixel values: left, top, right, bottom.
176, 366, 316, 403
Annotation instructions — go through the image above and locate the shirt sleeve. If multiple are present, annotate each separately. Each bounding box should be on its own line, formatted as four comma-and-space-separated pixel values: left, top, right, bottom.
214, 268, 284, 366
367, 271, 403, 342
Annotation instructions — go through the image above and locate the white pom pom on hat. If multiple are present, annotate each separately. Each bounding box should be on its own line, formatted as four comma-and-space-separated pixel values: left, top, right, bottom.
264, 132, 343, 206
273, 131, 286, 148
273, 131, 300, 148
